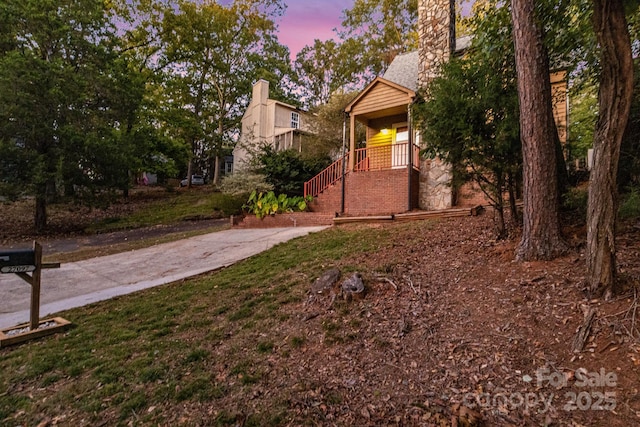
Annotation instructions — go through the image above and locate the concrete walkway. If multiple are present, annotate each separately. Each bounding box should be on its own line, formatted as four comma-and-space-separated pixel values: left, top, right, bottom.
0, 226, 328, 329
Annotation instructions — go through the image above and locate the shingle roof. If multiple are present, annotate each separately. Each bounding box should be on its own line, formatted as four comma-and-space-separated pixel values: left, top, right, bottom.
383, 51, 419, 92
382, 36, 474, 91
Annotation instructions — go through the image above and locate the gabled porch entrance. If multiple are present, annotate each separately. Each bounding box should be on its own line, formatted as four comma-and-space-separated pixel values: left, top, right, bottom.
304, 77, 422, 216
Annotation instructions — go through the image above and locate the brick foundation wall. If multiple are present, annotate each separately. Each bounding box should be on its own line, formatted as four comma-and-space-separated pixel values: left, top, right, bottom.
309, 169, 419, 217
235, 212, 335, 228
310, 183, 342, 216
344, 169, 410, 216
456, 181, 492, 207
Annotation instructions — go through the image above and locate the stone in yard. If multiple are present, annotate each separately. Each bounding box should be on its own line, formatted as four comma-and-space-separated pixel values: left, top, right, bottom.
311, 267, 341, 294
341, 272, 365, 301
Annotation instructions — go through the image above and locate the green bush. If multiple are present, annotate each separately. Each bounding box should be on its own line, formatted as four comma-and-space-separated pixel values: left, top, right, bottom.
253, 146, 330, 196
218, 172, 274, 196
561, 186, 588, 223
243, 190, 312, 219
619, 188, 640, 219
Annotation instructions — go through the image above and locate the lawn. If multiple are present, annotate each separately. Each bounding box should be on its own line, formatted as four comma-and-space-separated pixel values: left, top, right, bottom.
0, 186, 246, 242
1, 215, 639, 426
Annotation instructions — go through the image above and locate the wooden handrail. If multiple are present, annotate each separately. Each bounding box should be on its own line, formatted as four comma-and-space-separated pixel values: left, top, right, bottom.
303, 142, 421, 197
304, 154, 348, 198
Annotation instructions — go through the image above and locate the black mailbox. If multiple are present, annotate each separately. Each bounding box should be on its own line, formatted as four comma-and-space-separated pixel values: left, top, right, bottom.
0, 249, 36, 273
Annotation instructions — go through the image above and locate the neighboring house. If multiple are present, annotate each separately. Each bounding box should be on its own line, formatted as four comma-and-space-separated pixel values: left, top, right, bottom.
304, 34, 568, 217
223, 155, 234, 176
233, 79, 313, 171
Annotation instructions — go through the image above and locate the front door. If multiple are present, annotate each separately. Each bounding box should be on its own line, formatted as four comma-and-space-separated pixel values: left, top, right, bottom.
392, 124, 408, 169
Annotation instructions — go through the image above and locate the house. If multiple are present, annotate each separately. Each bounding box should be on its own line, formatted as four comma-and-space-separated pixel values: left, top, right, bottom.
233, 79, 313, 171
304, 38, 568, 217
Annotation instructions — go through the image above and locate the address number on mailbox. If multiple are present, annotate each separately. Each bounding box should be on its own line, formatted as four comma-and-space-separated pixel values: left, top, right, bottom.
1, 265, 37, 274
0, 249, 37, 274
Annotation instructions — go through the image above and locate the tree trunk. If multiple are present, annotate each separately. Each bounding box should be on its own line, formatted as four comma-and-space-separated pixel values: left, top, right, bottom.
508, 171, 519, 224
213, 153, 221, 185
186, 153, 194, 188
35, 195, 47, 233
495, 172, 506, 238
587, 0, 634, 299
511, 0, 567, 261
213, 119, 224, 186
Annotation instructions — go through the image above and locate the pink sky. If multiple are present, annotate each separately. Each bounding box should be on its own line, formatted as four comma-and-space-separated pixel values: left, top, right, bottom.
277, 1, 473, 59
277, 0, 349, 58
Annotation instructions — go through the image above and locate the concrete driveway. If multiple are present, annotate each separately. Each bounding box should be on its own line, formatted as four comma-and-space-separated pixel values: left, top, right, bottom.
0, 226, 328, 329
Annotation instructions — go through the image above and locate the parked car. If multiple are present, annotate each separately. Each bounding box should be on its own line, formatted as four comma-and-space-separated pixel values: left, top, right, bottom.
180, 175, 205, 187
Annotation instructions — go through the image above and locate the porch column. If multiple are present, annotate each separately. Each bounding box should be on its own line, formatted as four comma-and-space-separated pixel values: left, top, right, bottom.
407, 104, 413, 211
349, 113, 356, 172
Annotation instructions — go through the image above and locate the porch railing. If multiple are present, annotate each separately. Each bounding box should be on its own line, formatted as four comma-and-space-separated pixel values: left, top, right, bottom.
355, 142, 420, 171
304, 154, 348, 198
304, 143, 421, 198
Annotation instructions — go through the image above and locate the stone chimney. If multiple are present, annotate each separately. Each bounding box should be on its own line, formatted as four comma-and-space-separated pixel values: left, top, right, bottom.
417, 0, 455, 211
418, 0, 456, 88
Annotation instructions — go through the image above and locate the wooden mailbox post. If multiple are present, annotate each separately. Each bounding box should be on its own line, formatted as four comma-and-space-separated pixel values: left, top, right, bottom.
0, 241, 70, 346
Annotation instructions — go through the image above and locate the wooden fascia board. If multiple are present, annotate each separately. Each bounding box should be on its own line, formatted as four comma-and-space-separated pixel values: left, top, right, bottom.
345, 77, 415, 113
350, 100, 412, 117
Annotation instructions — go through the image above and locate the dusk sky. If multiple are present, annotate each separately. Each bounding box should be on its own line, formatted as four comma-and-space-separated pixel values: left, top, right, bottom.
276, 1, 473, 59
277, 0, 350, 58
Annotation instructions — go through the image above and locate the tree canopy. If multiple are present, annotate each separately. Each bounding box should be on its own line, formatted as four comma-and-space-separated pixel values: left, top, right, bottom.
0, 0, 294, 230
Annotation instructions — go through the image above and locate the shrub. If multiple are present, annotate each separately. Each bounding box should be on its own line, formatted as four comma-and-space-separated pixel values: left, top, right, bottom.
218, 172, 273, 196
253, 146, 330, 196
561, 186, 588, 223
243, 190, 312, 219
619, 187, 640, 219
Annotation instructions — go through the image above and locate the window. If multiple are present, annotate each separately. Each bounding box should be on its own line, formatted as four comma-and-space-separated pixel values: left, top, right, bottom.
291, 112, 300, 129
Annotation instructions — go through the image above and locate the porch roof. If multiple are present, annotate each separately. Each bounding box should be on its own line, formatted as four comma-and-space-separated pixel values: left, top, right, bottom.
344, 77, 415, 122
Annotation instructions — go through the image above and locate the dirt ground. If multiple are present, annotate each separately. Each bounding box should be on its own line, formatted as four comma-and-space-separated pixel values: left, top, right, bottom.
225, 214, 637, 427
2, 193, 640, 426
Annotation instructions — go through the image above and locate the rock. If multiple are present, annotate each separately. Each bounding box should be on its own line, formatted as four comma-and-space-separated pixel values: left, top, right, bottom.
341, 272, 365, 301
311, 267, 341, 294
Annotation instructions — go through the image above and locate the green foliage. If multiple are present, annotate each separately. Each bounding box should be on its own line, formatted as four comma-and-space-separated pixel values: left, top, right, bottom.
413, 47, 521, 234
619, 61, 640, 189
568, 84, 598, 159
253, 145, 330, 196
561, 186, 588, 223
0, 0, 129, 228
243, 190, 312, 219
619, 187, 640, 219
294, 39, 361, 108
218, 172, 274, 197
338, 0, 419, 77
158, 0, 293, 185
306, 91, 363, 159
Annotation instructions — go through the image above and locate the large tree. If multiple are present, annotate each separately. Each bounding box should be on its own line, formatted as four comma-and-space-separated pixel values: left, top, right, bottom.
510, 0, 567, 260
159, 0, 292, 186
0, 0, 128, 231
586, 0, 634, 298
338, 0, 419, 77
294, 39, 360, 108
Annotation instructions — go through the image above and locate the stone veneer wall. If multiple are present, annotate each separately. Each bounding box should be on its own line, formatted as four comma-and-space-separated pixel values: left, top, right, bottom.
418, 0, 455, 87
417, 0, 454, 210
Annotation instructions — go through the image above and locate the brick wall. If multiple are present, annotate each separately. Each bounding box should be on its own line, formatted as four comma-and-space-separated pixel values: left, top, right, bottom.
456, 181, 493, 207
310, 169, 417, 216
345, 169, 409, 215
235, 211, 335, 228
310, 183, 342, 216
